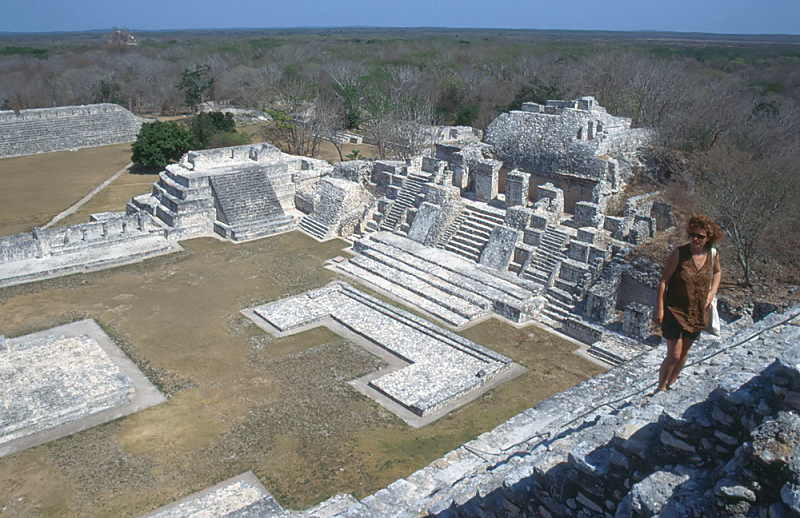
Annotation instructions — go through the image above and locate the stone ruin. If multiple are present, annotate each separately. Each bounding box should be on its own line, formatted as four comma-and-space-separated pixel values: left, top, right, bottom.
244, 281, 523, 424
0, 103, 145, 158
0, 319, 164, 458
3, 97, 800, 517
483, 96, 653, 212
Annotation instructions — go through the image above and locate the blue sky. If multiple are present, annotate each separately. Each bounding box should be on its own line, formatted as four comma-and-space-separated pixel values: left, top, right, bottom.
2, 0, 799, 35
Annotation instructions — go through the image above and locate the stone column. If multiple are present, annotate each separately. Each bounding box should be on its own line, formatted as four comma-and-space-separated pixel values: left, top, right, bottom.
505, 169, 531, 208
474, 159, 501, 202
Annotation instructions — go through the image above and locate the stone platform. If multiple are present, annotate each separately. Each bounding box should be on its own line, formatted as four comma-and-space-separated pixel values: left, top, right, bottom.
0, 319, 165, 457
0, 232, 181, 289
244, 282, 523, 423
336, 232, 543, 328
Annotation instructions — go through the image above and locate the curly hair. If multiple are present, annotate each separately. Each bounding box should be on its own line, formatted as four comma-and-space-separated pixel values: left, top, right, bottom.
686, 213, 722, 247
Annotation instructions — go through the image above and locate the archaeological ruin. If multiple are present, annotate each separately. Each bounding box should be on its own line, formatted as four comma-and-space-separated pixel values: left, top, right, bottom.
0, 103, 145, 158
1, 97, 799, 517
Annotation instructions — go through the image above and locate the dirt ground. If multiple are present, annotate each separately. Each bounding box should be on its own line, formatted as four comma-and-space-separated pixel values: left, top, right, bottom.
0, 144, 139, 236
0, 145, 604, 517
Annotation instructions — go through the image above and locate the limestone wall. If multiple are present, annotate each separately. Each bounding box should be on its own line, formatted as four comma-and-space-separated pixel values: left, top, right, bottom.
0, 104, 144, 158
0, 213, 159, 264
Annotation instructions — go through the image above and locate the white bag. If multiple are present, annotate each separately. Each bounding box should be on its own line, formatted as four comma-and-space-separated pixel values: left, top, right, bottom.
707, 296, 720, 336
706, 248, 720, 336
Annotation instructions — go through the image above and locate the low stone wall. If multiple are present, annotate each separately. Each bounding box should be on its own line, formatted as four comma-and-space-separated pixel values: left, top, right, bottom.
0, 213, 159, 264
0, 104, 144, 158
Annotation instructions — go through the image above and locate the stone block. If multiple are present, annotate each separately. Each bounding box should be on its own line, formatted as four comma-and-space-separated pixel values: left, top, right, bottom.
505, 206, 533, 230
505, 169, 531, 207
530, 214, 548, 230
568, 241, 590, 263
407, 203, 440, 244
577, 227, 597, 244
575, 201, 603, 229
474, 159, 501, 202
535, 183, 564, 215
523, 228, 543, 246
622, 303, 652, 339
479, 226, 522, 271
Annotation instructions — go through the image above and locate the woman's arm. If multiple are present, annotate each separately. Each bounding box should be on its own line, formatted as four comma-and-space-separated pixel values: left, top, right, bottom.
654, 248, 679, 324
707, 249, 722, 307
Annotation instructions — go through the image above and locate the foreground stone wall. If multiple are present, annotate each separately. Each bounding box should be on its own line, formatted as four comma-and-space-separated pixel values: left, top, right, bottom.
310, 306, 800, 518
0, 104, 144, 158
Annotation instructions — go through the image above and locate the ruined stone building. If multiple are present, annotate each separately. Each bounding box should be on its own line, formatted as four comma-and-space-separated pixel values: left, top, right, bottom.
1, 99, 799, 517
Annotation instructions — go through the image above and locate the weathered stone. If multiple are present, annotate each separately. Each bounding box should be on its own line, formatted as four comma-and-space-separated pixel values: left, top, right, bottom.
660, 430, 696, 453
714, 479, 757, 502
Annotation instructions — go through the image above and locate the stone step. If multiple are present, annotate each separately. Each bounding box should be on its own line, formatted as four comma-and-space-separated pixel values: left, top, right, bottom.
337, 260, 470, 327
444, 241, 480, 263
587, 345, 624, 366
547, 286, 574, 305
357, 246, 493, 311
363, 232, 538, 301
298, 215, 328, 239
349, 254, 487, 321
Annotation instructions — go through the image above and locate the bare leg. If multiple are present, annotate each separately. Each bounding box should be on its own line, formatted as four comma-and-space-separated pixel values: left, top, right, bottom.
657, 338, 680, 391
666, 335, 696, 388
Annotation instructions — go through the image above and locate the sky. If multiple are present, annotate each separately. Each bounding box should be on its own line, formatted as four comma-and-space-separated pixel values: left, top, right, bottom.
2, 0, 799, 35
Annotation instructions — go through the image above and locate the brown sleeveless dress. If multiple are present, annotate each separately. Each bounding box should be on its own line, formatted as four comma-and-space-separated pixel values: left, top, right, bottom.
664, 244, 712, 333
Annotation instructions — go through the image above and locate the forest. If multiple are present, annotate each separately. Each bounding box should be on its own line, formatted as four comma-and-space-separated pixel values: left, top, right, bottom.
1, 27, 799, 291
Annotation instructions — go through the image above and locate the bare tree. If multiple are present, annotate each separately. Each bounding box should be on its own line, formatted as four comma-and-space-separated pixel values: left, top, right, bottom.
690, 132, 799, 286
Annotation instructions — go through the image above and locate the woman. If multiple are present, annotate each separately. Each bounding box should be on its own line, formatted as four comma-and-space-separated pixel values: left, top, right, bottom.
653, 214, 722, 392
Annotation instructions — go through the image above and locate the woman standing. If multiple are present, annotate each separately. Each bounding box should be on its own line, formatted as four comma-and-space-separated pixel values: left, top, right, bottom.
653, 214, 722, 392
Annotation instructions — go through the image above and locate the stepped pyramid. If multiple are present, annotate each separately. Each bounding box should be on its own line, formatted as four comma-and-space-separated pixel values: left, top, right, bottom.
210, 167, 295, 241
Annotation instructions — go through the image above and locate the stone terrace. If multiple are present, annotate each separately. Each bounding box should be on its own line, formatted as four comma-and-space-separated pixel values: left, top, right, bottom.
0, 319, 165, 457
0, 333, 132, 445
337, 232, 543, 328
0, 104, 144, 158
246, 281, 516, 419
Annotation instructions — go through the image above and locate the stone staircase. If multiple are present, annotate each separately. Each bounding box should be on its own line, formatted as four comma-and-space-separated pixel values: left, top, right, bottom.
517, 225, 580, 327
336, 232, 540, 327
210, 169, 295, 241
379, 172, 432, 233
297, 214, 329, 241
0, 104, 143, 158
520, 225, 570, 285
441, 204, 506, 262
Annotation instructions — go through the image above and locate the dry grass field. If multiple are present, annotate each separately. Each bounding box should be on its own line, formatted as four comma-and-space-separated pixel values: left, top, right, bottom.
0, 144, 604, 517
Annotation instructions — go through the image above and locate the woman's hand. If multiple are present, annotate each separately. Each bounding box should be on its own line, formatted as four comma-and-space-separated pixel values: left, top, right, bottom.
653, 306, 664, 325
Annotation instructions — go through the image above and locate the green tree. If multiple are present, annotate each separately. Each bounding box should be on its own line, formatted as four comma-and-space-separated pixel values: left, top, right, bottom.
454, 104, 479, 126
175, 64, 214, 113
190, 111, 236, 148
131, 121, 193, 168
96, 80, 122, 104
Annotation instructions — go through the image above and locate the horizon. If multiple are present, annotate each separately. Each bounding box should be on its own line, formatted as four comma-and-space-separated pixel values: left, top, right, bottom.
3, 0, 799, 36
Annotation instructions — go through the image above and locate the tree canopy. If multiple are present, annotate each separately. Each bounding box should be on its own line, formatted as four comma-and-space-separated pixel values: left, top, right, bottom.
131, 120, 193, 168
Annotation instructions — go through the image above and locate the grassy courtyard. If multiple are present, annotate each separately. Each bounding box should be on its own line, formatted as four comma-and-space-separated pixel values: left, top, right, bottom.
0, 146, 604, 516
